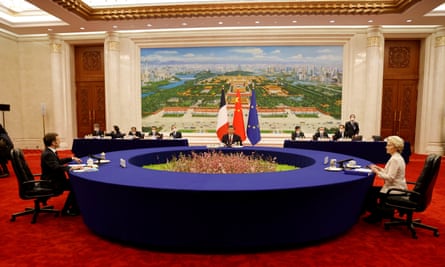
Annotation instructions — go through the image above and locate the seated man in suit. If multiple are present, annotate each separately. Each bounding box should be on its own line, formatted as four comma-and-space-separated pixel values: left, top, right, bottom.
91, 123, 104, 137
332, 124, 347, 141
169, 125, 182, 139
312, 127, 330, 141
128, 126, 143, 139
40, 133, 82, 216
291, 125, 305, 140
147, 126, 162, 139
221, 125, 242, 147
110, 125, 125, 139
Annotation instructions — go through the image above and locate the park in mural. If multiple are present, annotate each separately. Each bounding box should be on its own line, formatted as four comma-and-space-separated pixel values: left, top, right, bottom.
140, 46, 343, 135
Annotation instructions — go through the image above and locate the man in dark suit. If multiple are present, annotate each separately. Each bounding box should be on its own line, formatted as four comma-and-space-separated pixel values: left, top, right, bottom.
91, 123, 104, 137
128, 126, 143, 138
312, 127, 330, 140
169, 125, 182, 139
291, 125, 305, 140
345, 114, 360, 138
147, 126, 162, 139
332, 124, 347, 141
41, 133, 82, 216
221, 125, 242, 147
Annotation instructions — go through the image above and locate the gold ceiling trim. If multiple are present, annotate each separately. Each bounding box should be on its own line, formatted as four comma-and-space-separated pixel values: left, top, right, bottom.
52, 0, 421, 20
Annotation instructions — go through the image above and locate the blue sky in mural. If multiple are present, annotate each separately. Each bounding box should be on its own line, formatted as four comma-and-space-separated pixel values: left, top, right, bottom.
141, 46, 343, 65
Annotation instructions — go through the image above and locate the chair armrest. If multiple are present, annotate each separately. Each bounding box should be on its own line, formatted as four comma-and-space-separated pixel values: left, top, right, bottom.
386, 188, 421, 198
406, 180, 417, 185
22, 180, 53, 187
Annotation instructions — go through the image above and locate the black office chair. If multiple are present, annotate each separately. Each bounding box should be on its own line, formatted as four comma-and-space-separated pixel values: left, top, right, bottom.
9, 148, 62, 223
383, 154, 441, 238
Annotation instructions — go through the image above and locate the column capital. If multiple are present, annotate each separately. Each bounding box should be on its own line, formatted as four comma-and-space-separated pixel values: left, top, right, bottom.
106, 31, 120, 51
367, 26, 383, 48
48, 34, 63, 54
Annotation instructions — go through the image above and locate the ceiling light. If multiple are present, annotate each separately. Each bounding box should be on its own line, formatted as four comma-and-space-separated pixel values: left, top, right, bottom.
47, 28, 53, 31
255, 21, 260, 24
181, 22, 188, 26
218, 21, 223, 25
112, 25, 118, 29
368, 19, 374, 23
80, 27, 85, 30
329, 20, 335, 23
147, 23, 152, 27
292, 20, 297, 23
406, 19, 413, 23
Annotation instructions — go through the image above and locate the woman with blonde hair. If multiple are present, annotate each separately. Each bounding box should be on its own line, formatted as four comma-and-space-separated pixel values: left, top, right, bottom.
363, 135, 407, 223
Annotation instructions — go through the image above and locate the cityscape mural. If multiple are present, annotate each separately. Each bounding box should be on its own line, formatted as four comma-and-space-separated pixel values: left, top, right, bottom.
140, 45, 343, 135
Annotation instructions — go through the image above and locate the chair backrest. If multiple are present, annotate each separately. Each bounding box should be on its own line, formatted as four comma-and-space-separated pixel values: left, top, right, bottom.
10, 148, 38, 199
410, 154, 442, 211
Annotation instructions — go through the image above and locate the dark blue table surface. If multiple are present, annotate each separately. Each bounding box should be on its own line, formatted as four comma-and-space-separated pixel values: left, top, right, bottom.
69, 146, 376, 250
283, 140, 411, 164
71, 138, 189, 157
71, 146, 374, 191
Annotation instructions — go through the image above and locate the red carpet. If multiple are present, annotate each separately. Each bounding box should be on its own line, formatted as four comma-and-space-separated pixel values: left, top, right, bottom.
0, 150, 444, 266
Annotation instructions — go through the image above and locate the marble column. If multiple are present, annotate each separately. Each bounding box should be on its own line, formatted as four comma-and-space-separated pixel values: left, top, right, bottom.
425, 27, 445, 154
49, 34, 73, 148
104, 32, 121, 131
363, 26, 384, 139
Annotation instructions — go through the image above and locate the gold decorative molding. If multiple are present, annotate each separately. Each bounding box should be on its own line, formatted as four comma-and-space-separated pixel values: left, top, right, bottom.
108, 41, 120, 51
435, 36, 445, 47
50, 43, 62, 53
367, 36, 381, 47
52, 0, 421, 21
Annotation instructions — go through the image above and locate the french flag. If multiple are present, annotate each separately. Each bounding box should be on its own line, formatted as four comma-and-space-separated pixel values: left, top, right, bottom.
216, 88, 229, 141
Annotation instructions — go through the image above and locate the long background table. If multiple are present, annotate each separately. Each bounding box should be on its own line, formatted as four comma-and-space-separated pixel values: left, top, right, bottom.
71, 138, 189, 157
70, 146, 375, 251
283, 140, 411, 164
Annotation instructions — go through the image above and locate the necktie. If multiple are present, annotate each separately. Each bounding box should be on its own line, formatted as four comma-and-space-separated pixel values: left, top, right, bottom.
229, 135, 232, 144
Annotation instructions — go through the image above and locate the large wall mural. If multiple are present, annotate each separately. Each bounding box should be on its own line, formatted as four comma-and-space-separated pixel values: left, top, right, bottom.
140, 46, 343, 135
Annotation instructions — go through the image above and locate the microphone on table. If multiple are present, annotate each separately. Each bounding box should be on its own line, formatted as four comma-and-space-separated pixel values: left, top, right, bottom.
336, 158, 354, 169
88, 154, 103, 165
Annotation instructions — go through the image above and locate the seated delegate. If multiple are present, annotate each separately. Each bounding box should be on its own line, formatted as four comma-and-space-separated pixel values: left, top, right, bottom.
221, 125, 242, 147
312, 127, 330, 141
146, 126, 162, 139
169, 125, 182, 139
291, 126, 305, 140
128, 127, 143, 139
332, 124, 347, 141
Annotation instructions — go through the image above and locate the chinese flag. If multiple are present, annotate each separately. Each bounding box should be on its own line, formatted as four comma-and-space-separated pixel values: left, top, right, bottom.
232, 89, 246, 141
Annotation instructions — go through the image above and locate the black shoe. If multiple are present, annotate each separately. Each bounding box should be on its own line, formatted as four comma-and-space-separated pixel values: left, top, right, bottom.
363, 214, 382, 224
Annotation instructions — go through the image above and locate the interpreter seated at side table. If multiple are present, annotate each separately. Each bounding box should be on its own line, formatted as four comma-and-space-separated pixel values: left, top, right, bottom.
169, 125, 182, 139
332, 124, 350, 141
146, 126, 163, 140
291, 125, 305, 140
312, 127, 330, 141
128, 127, 143, 139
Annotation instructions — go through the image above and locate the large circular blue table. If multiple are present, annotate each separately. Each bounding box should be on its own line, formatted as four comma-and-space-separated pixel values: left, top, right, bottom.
69, 146, 375, 251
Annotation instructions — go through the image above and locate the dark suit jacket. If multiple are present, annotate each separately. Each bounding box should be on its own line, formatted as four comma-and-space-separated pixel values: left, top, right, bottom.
128, 131, 143, 138
169, 131, 182, 139
291, 131, 305, 140
345, 121, 359, 138
92, 130, 104, 137
147, 131, 162, 139
221, 133, 242, 147
40, 148, 72, 193
312, 131, 329, 141
333, 130, 347, 141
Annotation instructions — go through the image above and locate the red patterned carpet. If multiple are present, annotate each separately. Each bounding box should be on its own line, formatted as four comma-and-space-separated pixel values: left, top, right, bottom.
0, 150, 444, 267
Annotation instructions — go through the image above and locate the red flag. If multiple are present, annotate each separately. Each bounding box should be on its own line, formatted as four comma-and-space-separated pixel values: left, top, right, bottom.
232, 89, 246, 141
216, 88, 229, 141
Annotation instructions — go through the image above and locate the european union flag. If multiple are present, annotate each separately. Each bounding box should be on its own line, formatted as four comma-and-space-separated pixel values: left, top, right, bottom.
247, 89, 261, 145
